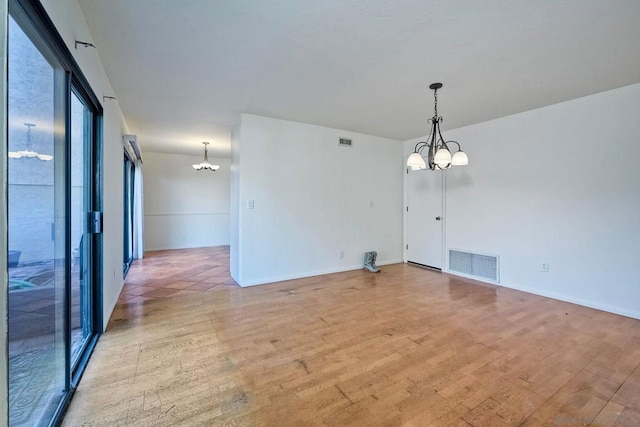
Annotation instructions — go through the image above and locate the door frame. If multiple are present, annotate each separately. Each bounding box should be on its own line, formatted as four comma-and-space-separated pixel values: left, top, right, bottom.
69, 86, 103, 383
123, 152, 135, 276
403, 166, 447, 271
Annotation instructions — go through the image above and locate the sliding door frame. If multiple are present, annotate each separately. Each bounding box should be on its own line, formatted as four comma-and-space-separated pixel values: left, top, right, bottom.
8, 0, 103, 424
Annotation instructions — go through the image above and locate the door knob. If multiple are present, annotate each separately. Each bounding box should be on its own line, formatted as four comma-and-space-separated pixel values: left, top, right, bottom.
435, 216, 441, 221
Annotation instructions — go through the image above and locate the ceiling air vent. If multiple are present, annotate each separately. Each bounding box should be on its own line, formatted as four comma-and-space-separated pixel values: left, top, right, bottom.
338, 138, 353, 147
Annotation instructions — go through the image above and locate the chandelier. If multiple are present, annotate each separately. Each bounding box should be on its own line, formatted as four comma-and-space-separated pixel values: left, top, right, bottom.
407, 83, 468, 171
8, 123, 53, 161
192, 142, 220, 171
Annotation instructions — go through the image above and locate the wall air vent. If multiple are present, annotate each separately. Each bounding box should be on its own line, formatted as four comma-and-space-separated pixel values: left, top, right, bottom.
338, 138, 353, 147
449, 250, 499, 282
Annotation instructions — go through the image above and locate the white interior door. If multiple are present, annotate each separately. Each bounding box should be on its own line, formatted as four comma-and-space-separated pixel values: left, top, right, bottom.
407, 168, 443, 269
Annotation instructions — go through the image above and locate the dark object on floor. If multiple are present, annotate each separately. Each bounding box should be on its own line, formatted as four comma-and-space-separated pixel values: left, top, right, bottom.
363, 251, 380, 273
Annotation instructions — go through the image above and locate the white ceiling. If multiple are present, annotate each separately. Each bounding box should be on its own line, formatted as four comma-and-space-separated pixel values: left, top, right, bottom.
77, 0, 640, 157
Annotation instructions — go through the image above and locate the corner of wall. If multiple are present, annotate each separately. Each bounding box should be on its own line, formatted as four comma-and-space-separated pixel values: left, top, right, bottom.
229, 119, 241, 284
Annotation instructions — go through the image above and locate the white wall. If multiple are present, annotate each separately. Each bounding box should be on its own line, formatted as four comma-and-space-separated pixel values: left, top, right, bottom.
143, 151, 230, 251
42, 0, 129, 329
405, 83, 640, 319
233, 114, 404, 286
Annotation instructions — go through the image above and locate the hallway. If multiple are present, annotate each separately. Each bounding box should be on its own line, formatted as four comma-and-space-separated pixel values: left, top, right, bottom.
117, 246, 238, 304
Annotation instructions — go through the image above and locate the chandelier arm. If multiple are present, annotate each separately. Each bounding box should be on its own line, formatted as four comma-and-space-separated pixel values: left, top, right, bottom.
446, 140, 462, 151
427, 141, 436, 170
414, 141, 430, 153
428, 120, 441, 169
414, 115, 436, 154
436, 122, 450, 151
427, 119, 437, 147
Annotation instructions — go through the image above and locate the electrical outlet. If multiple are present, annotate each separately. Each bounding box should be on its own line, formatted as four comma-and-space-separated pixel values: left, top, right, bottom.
247, 200, 254, 209
338, 250, 344, 259
541, 262, 549, 272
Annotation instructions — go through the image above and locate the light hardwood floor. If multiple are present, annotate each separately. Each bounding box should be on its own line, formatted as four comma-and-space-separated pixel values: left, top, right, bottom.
63, 248, 640, 426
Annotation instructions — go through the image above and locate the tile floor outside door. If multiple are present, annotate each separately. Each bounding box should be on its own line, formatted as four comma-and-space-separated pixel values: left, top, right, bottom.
118, 246, 238, 304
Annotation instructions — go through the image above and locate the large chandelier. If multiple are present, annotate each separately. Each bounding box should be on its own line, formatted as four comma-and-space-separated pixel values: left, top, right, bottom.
8, 123, 53, 161
407, 83, 468, 171
192, 141, 220, 171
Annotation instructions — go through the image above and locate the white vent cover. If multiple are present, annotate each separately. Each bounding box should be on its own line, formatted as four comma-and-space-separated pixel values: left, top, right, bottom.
449, 250, 499, 282
338, 138, 353, 147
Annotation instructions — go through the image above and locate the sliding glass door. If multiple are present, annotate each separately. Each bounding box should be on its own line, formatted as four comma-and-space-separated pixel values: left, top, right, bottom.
7, 14, 66, 426
123, 155, 134, 275
7, 1, 103, 425
70, 91, 95, 363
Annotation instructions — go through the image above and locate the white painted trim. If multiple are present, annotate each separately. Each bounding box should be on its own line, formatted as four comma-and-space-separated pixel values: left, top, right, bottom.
444, 269, 500, 286
403, 167, 408, 263
239, 259, 404, 287
445, 269, 640, 321
144, 212, 230, 217
504, 280, 640, 320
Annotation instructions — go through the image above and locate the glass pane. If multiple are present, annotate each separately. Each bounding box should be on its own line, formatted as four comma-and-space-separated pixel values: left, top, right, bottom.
123, 156, 134, 271
70, 92, 92, 362
7, 16, 66, 426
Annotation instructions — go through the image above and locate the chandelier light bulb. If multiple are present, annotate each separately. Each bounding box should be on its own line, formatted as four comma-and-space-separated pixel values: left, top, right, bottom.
434, 148, 452, 167
451, 150, 468, 166
407, 152, 426, 170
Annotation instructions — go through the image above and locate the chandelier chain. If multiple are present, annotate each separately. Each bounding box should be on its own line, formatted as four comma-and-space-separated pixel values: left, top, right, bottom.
433, 87, 438, 118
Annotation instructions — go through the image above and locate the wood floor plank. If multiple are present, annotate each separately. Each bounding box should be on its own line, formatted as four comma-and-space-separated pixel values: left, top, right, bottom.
62, 247, 640, 426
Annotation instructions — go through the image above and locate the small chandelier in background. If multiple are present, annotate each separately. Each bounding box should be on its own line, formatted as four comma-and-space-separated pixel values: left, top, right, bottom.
407, 83, 468, 171
192, 141, 220, 171
8, 123, 53, 161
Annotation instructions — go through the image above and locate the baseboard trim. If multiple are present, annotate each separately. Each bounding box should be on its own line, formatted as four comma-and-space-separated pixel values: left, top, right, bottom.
445, 269, 640, 320
239, 259, 403, 287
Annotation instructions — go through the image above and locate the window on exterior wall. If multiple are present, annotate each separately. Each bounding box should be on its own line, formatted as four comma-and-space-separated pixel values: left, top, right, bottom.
7, 1, 104, 425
